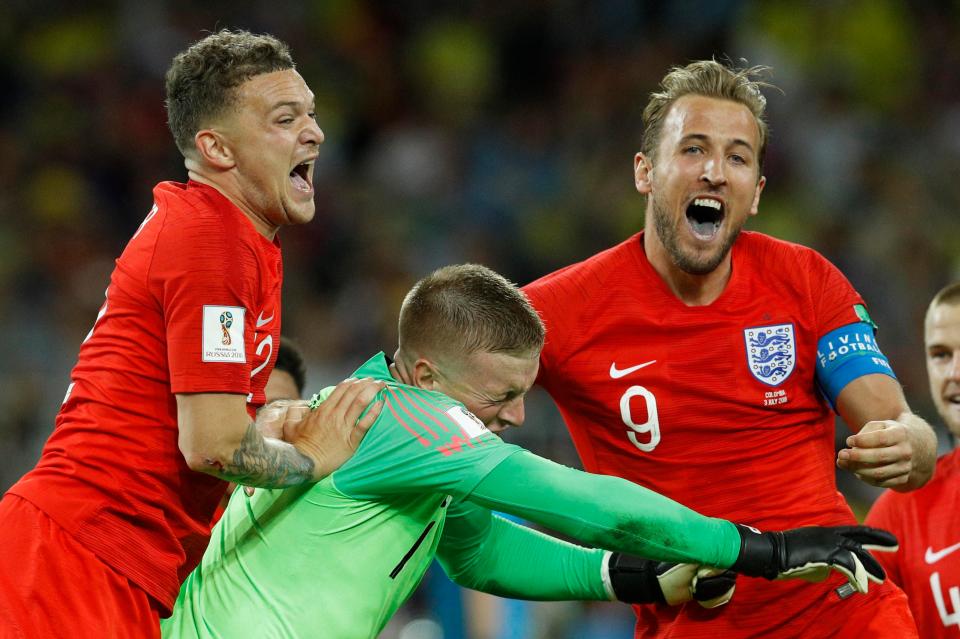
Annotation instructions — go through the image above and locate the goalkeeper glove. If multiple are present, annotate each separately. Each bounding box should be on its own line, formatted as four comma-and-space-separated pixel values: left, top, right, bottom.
606, 553, 736, 607
730, 524, 896, 593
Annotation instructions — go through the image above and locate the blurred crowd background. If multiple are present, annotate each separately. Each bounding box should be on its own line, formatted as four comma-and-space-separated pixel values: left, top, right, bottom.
1, 1, 959, 637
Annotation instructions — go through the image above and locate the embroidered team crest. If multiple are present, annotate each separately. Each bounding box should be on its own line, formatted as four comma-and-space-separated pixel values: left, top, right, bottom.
744, 323, 796, 386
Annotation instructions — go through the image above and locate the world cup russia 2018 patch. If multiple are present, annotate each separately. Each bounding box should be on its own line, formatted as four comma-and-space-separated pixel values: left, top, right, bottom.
202, 305, 246, 362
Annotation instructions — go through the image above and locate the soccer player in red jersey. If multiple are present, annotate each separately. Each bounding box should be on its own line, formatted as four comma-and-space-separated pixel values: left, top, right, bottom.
522, 60, 936, 638
867, 282, 960, 637
0, 31, 381, 638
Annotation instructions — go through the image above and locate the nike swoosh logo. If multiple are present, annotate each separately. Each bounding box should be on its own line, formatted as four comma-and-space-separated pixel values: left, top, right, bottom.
256, 311, 274, 328
609, 360, 657, 379
925, 542, 960, 564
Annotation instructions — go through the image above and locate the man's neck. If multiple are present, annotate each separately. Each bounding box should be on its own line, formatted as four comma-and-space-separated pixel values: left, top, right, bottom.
389, 351, 412, 385
186, 165, 278, 240
642, 233, 732, 306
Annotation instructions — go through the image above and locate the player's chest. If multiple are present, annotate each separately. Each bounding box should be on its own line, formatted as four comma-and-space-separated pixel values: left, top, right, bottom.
907, 515, 960, 630
570, 307, 816, 404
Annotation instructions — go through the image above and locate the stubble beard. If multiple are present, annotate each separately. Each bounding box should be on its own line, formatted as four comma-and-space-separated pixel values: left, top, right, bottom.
651, 195, 741, 275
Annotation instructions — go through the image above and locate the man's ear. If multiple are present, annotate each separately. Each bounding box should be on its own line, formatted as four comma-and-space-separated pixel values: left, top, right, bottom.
749, 175, 766, 217
193, 129, 236, 170
411, 358, 440, 390
635, 152, 654, 195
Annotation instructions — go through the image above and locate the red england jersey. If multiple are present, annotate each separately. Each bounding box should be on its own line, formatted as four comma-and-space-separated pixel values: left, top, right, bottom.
9, 181, 282, 611
866, 449, 960, 637
524, 231, 903, 638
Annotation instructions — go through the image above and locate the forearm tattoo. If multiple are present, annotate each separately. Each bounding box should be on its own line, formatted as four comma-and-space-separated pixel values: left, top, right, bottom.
217, 422, 315, 487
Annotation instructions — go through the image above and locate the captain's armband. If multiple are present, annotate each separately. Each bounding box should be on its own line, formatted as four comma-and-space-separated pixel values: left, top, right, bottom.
815, 322, 895, 406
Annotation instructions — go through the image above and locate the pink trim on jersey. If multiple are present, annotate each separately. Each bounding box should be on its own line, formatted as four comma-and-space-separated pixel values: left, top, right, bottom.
393, 386, 451, 433
383, 387, 435, 446
436, 426, 481, 457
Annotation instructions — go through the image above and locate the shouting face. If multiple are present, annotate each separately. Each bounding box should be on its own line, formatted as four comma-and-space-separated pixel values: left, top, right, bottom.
207, 68, 324, 235
636, 94, 765, 276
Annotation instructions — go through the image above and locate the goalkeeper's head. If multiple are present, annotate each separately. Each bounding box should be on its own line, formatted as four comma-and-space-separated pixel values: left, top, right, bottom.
395, 264, 544, 433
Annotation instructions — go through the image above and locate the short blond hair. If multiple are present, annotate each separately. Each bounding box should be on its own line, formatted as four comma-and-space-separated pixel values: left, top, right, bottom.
398, 264, 544, 364
642, 59, 774, 171
927, 282, 960, 319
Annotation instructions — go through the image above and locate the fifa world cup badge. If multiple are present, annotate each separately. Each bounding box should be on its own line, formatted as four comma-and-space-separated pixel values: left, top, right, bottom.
202, 305, 246, 363
219, 311, 233, 345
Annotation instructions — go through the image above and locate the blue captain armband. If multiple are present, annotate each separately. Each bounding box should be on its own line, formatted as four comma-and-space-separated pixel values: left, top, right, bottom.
816, 321, 896, 406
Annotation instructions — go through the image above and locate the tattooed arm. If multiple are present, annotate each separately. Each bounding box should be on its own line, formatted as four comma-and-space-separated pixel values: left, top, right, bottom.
177, 379, 384, 485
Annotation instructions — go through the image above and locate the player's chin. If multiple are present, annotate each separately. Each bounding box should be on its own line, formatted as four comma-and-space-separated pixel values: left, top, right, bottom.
283, 199, 316, 226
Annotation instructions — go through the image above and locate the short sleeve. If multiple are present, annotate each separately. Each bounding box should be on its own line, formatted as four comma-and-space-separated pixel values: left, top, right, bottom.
151, 200, 269, 396
331, 384, 524, 500
807, 249, 868, 337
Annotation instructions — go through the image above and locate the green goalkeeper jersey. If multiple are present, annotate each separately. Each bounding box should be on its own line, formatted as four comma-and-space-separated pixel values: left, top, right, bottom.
162, 353, 524, 639
162, 353, 740, 639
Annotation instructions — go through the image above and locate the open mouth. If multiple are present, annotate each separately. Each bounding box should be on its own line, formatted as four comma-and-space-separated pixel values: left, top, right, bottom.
289, 160, 314, 193
685, 197, 724, 240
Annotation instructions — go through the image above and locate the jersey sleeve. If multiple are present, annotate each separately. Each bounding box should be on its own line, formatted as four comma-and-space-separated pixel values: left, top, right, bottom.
864, 490, 905, 586
467, 450, 742, 567
436, 501, 609, 601
805, 249, 898, 403
149, 197, 265, 395
331, 384, 524, 500
807, 248, 867, 336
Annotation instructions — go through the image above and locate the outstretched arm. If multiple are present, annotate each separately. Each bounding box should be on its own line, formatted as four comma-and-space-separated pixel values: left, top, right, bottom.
437, 503, 716, 606
466, 451, 897, 593
467, 451, 740, 566
437, 503, 608, 601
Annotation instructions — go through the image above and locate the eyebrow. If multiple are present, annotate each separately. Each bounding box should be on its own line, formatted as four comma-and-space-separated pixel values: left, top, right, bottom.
268, 100, 315, 113
679, 133, 755, 153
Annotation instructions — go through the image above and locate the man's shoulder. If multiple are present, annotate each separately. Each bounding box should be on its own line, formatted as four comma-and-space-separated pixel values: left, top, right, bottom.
147, 181, 268, 261
737, 232, 843, 288
384, 380, 461, 409
524, 233, 641, 296
932, 447, 960, 485
152, 181, 234, 225
870, 449, 960, 515
738, 231, 827, 264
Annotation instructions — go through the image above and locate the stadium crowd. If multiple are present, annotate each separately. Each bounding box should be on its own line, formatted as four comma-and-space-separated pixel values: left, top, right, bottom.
1, 1, 959, 637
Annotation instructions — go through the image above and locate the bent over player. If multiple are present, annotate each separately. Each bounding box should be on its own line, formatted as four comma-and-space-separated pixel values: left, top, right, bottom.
522, 60, 934, 637
162, 264, 896, 639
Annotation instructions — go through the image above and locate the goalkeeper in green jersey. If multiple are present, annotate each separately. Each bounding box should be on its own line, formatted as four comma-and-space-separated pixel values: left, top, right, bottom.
162, 264, 896, 639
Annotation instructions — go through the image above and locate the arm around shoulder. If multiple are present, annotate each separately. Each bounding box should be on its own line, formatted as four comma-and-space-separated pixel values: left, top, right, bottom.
177, 392, 316, 487
177, 378, 386, 487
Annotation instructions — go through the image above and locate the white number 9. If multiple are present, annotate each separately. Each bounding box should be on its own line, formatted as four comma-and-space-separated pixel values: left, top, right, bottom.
620, 385, 660, 452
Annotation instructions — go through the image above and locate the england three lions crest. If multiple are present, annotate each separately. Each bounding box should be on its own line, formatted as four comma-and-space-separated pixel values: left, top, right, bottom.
744, 323, 796, 386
